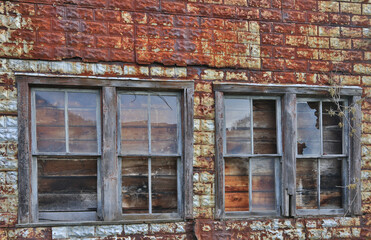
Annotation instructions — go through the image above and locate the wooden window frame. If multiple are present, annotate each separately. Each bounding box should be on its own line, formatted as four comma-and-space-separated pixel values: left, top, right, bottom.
17, 74, 194, 224
214, 83, 362, 219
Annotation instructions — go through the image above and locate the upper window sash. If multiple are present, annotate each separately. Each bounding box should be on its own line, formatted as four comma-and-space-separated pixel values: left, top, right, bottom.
223, 96, 282, 157
117, 91, 182, 157
31, 88, 101, 156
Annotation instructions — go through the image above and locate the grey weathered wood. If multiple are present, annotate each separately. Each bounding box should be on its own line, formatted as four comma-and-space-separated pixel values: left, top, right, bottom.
184, 87, 194, 219
214, 83, 362, 96
349, 95, 362, 215
282, 93, 297, 217
39, 212, 97, 222
102, 87, 120, 221
17, 80, 32, 224
215, 91, 225, 219
16, 75, 194, 90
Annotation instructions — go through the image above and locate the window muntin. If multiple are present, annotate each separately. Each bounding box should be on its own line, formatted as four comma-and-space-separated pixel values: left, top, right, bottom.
296, 99, 348, 213
31, 89, 101, 221
223, 96, 281, 215
118, 92, 182, 216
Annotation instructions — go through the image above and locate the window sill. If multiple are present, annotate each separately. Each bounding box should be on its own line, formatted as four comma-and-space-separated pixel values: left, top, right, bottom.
16, 218, 185, 228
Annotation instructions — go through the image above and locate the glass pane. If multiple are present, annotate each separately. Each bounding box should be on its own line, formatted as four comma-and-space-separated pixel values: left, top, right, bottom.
296, 159, 318, 209
122, 158, 149, 214
251, 158, 275, 211
151, 95, 179, 154
38, 159, 97, 212
120, 94, 149, 155
253, 100, 277, 154
152, 158, 177, 213
322, 102, 343, 155
320, 159, 342, 208
35, 91, 66, 152
225, 98, 251, 155
297, 102, 320, 155
68, 92, 98, 153
225, 158, 249, 212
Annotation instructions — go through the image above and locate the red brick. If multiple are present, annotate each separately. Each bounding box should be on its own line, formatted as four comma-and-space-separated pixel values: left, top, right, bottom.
10, 30, 36, 43
296, 48, 318, 60
283, 10, 306, 22
261, 9, 282, 21
133, 13, 147, 24
260, 23, 272, 33
29, 45, 54, 60
296, 0, 317, 11
250, 71, 272, 83
81, 48, 109, 62
200, 18, 224, 30
52, 19, 80, 32
309, 60, 332, 72
136, 26, 162, 39
96, 36, 121, 48
80, 0, 106, 8
109, 0, 134, 10
274, 47, 296, 59
81, 21, 108, 35
109, 23, 134, 37
66, 8, 94, 20
110, 49, 135, 62
11, 3, 35, 15
135, 0, 160, 11
333, 62, 352, 73
95, 10, 121, 22
31, 17, 51, 31
262, 58, 285, 70
175, 40, 197, 52
212, 5, 236, 18
148, 14, 174, 27
261, 33, 284, 45
162, 1, 186, 14
272, 0, 282, 9
38, 32, 65, 45
67, 33, 95, 47
224, 20, 248, 31
329, 14, 351, 25
175, 16, 199, 28
163, 27, 188, 39
343, 51, 363, 61
187, 3, 212, 16
352, 16, 369, 27
249, 0, 270, 8
54, 47, 81, 60
274, 72, 296, 83
236, 7, 260, 20
260, 46, 273, 57
308, 12, 329, 24
282, 0, 295, 9
273, 23, 295, 34
36, 5, 64, 18
285, 59, 307, 71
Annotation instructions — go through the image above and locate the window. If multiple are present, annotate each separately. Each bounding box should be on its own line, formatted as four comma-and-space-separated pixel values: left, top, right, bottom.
17, 75, 194, 224
222, 96, 281, 216
214, 83, 362, 218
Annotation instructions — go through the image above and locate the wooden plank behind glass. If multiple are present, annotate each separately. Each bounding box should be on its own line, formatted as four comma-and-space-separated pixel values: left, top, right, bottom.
322, 102, 343, 155
37, 159, 97, 212
320, 159, 342, 208
251, 158, 275, 210
225, 158, 249, 212
122, 158, 149, 214
296, 159, 318, 209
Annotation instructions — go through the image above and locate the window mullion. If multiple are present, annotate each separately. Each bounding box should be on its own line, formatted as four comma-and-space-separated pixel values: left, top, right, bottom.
320, 101, 323, 156
317, 158, 321, 210
65, 91, 69, 153
249, 158, 252, 212
101, 87, 120, 221
250, 98, 254, 155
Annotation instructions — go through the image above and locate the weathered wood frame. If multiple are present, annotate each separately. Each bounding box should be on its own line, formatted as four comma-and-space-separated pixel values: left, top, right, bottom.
214, 83, 362, 218
17, 74, 194, 224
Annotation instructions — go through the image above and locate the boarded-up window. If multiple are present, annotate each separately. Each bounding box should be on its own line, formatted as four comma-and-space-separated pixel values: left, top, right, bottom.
32, 89, 100, 221
223, 96, 280, 214
296, 99, 346, 212
119, 92, 180, 215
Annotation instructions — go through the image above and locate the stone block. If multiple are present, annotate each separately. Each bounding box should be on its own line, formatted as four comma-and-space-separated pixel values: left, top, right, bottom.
96, 225, 123, 237
68, 226, 95, 238
124, 224, 148, 235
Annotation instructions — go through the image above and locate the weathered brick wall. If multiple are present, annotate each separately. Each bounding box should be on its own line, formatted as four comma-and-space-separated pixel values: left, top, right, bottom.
0, 0, 370, 239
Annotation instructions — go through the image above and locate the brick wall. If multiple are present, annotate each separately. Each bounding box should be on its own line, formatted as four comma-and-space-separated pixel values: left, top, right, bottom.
0, 0, 370, 239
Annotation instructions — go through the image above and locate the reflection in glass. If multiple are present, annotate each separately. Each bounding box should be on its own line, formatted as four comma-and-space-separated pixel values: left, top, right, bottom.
120, 94, 149, 155
296, 159, 318, 209
151, 95, 178, 154
225, 158, 249, 212
322, 102, 343, 155
35, 91, 66, 152
251, 158, 275, 210
225, 98, 251, 155
253, 100, 277, 154
68, 92, 98, 153
297, 102, 320, 155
